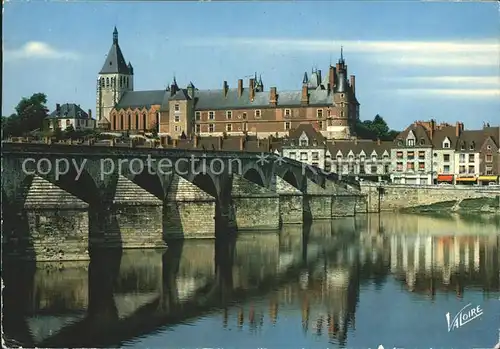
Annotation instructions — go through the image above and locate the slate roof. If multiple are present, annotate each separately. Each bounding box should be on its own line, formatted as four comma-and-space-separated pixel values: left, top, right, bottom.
47, 104, 90, 119
456, 130, 487, 153
193, 88, 332, 110
99, 27, 131, 75
327, 140, 392, 157
115, 90, 166, 110
432, 125, 459, 150
283, 123, 325, 146
393, 123, 432, 148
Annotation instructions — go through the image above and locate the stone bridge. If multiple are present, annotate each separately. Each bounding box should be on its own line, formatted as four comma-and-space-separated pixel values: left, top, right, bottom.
1, 142, 361, 261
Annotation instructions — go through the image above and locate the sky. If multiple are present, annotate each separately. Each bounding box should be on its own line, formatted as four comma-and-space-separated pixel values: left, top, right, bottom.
3, 1, 500, 131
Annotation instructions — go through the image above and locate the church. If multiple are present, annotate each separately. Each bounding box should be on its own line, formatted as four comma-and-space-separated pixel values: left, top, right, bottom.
96, 27, 360, 140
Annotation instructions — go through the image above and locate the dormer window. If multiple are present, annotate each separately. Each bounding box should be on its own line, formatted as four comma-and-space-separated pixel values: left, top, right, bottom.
398, 140, 403, 146
487, 145, 492, 150
337, 155, 342, 161
443, 141, 450, 149
360, 155, 366, 161
372, 155, 377, 161
348, 155, 354, 161
460, 142, 465, 151
290, 141, 295, 146
312, 140, 318, 146
300, 139, 308, 146
407, 139, 415, 147
470, 142, 475, 150
420, 138, 425, 145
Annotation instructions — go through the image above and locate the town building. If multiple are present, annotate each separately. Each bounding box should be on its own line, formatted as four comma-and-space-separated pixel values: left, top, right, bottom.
327, 139, 392, 182
96, 28, 360, 140
478, 125, 500, 184
281, 124, 327, 169
390, 121, 434, 185
46, 103, 95, 131
280, 122, 392, 181
432, 122, 462, 184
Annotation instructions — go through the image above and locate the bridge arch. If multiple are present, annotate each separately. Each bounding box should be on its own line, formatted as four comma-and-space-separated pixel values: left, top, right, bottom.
191, 172, 218, 199
130, 170, 165, 200
54, 166, 99, 205
282, 170, 300, 189
242, 167, 265, 187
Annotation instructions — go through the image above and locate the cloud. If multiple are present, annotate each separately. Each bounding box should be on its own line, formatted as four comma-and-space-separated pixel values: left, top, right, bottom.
4, 41, 79, 61
395, 88, 500, 98
187, 37, 500, 67
391, 76, 500, 85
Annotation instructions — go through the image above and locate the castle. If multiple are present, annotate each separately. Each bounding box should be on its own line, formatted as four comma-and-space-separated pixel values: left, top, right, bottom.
96, 27, 360, 140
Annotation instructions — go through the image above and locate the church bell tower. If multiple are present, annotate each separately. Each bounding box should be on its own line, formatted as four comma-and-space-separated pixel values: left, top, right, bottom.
96, 27, 134, 127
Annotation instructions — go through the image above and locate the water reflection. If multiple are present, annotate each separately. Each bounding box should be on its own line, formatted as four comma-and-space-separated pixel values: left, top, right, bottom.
3, 214, 499, 348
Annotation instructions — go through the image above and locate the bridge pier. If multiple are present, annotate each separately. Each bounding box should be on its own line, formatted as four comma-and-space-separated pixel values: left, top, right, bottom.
276, 176, 304, 224
105, 175, 166, 249
12, 176, 90, 261
231, 174, 280, 231
304, 179, 334, 220
164, 175, 216, 239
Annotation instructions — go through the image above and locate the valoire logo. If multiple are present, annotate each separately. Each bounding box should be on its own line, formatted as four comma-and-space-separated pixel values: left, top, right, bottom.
445, 303, 483, 332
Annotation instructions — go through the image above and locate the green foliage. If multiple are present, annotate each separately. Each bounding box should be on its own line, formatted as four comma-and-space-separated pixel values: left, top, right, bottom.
2, 93, 49, 138
355, 114, 399, 141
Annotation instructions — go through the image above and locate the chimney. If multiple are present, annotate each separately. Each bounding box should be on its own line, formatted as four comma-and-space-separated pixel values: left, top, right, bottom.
239, 137, 245, 151
249, 78, 255, 101
350, 75, 356, 95
269, 87, 277, 106
329, 66, 336, 92
223, 81, 229, 97
56, 103, 61, 115
194, 135, 199, 148
377, 138, 381, 145
301, 85, 309, 105
172, 139, 178, 147
238, 79, 243, 97
88, 109, 92, 119
455, 122, 461, 137
354, 137, 358, 145
218, 136, 223, 150
429, 119, 436, 140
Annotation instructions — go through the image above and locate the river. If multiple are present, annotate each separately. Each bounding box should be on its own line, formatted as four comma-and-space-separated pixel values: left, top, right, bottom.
3, 213, 499, 349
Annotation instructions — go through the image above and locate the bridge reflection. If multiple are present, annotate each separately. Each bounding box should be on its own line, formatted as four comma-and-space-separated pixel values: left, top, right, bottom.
3, 214, 499, 348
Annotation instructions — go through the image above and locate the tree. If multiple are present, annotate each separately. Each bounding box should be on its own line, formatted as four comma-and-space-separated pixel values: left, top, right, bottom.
355, 114, 399, 141
2, 93, 49, 138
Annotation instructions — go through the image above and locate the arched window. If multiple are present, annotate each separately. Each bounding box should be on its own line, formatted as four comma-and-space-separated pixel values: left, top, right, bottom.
112, 113, 117, 130
101, 78, 105, 87
155, 112, 160, 132
126, 77, 129, 88
106, 77, 110, 87
135, 112, 139, 130
120, 114, 124, 130
119, 76, 122, 88
142, 113, 147, 131
127, 113, 131, 130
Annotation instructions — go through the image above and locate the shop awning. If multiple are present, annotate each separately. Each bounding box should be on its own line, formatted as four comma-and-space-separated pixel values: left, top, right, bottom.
437, 175, 454, 182
478, 175, 498, 182
456, 177, 477, 182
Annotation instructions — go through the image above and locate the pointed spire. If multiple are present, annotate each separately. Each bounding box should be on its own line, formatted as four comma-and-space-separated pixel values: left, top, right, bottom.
127, 61, 133, 75
113, 26, 118, 45
303, 72, 308, 84
339, 46, 345, 64
259, 74, 263, 85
